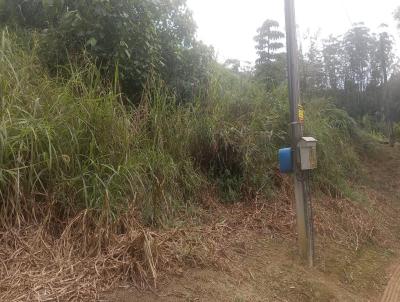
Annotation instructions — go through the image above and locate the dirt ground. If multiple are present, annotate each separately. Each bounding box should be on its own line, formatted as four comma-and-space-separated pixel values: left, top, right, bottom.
103, 239, 362, 302
101, 144, 400, 302
381, 262, 400, 302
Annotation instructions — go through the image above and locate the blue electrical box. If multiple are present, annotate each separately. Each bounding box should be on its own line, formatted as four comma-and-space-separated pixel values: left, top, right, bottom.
279, 148, 293, 173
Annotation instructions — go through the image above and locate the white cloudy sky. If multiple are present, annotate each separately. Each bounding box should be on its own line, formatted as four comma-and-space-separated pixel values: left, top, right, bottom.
186, 0, 400, 63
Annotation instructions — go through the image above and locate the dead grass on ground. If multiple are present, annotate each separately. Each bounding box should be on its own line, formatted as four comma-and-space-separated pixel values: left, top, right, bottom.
0, 177, 294, 302
1, 170, 398, 301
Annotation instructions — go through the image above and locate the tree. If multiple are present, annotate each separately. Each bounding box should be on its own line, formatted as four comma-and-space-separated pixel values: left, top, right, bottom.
388, 75, 400, 113
375, 26, 396, 145
388, 75, 400, 142
173, 41, 215, 101
254, 20, 284, 65
378, 28, 394, 82
338, 23, 374, 116
322, 36, 343, 90
0, 0, 214, 101
343, 24, 372, 94
300, 32, 326, 96
254, 19, 285, 90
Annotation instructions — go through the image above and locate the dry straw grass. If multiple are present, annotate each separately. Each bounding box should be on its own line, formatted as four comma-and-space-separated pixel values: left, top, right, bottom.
1, 175, 391, 301
0, 182, 296, 301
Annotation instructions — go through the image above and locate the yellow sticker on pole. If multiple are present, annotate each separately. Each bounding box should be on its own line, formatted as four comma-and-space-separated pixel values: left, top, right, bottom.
298, 104, 305, 123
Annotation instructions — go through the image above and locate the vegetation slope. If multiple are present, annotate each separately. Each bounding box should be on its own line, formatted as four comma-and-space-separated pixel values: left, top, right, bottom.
0, 1, 400, 301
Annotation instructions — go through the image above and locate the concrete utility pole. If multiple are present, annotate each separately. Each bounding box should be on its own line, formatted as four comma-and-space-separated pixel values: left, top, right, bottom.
284, 0, 314, 267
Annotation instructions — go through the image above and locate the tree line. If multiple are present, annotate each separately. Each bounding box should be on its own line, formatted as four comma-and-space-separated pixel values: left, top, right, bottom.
300, 24, 399, 120
227, 11, 400, 133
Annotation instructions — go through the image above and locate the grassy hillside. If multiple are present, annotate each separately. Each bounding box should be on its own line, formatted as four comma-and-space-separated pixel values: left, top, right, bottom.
0, 30, 382, 301
0, 30, 362, 227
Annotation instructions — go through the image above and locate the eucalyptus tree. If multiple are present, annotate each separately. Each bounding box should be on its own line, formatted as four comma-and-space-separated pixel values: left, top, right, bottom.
301, 32, 326, 96
322, 36, 343, 91
376, 26, 396, 145
343, 24, 373, 93
388, 75, 400, 118
337, 23, 374, 116
377, 25, 395, 84
387, 74, 400, 145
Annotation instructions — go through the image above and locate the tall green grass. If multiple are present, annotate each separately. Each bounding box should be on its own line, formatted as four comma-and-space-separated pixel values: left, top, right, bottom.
305, 99, 361, 194
0, 30, 363, 228
0, 30, 203, 226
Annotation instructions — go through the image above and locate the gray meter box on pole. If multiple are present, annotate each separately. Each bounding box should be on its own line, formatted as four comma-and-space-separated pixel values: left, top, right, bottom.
298, 137, 317, 171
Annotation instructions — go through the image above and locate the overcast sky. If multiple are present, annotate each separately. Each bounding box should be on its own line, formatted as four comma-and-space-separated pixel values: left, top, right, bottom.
186, 0, 400, 64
